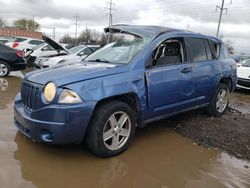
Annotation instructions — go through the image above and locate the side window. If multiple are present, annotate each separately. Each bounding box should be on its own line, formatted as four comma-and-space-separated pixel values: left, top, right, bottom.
42, 45, 54, 51
80, 48, 92, 55
28, 40, 44, 45
209, 40, 220, 59
15, 38, 26, 42
204, 40, 212, 60
188, 38, 207, 62
153, 37, 186, 67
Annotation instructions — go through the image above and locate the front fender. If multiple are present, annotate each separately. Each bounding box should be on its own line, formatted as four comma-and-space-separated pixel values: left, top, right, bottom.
64, 69, 147, 113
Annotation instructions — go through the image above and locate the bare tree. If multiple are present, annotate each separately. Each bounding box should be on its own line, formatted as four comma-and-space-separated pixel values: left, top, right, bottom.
78, 28, 101, 43
224, 40, 234, 54
60, 29, 110, 45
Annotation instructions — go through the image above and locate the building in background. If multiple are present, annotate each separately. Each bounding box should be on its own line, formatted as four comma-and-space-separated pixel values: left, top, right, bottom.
0, 27, 42, 39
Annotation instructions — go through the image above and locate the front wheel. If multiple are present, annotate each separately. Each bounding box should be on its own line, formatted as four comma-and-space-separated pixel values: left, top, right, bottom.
86, 101, 136, 158
207, 83, 229, 117
0, 61, 10, 77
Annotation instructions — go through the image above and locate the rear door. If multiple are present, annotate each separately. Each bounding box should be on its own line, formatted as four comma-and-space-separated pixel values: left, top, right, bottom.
187, 37, 218, 104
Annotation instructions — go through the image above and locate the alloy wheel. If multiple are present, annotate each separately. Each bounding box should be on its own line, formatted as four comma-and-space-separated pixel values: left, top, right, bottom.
103, 111, 131, 151
0, 63, 8, 76
216, 89, 228, 113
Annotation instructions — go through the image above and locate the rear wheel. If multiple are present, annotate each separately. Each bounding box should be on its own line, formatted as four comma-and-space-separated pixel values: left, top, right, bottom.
86, 101, 136, 158
207, 83, 229, 117
0, 61, 10, 77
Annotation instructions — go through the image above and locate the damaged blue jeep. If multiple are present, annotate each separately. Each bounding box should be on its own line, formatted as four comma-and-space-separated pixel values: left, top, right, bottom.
14, 25, 237, 157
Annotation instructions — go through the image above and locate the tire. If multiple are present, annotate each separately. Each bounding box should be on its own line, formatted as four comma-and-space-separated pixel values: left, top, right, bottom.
86, 101, 136, 158
207, 83, 229, 117
0, 61, 10, 77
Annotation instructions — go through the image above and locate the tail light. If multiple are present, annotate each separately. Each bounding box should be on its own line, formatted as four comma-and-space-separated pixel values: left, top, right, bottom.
12, 42, 19, 48
16, 51, 24, 58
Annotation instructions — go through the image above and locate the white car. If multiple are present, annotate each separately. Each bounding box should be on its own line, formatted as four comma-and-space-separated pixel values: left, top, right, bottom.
237, 58, 250, 90
25, 36, 71, 66
0, 36, 16, 44
28, 42, 71, 59
5, 37, 44, 50
34, 44, 99, 69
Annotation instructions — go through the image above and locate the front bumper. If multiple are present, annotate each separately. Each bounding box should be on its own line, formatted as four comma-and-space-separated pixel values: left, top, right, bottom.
237, 78, 250, 90
14, 93, 96, 144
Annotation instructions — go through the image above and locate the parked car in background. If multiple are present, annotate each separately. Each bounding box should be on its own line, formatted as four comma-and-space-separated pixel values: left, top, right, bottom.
0, 43, 26, 77
5, 37, 44, 51
34, 43, 99, 69
237, 57, 250, 90
0, 36, 16, 44
25, 37, 71, 66
14, 25, 237, 157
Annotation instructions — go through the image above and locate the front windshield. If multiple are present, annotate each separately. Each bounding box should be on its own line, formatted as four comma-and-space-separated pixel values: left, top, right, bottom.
85, 33, 150, 64
241, 58, 250, 67
68, 45, 85, 54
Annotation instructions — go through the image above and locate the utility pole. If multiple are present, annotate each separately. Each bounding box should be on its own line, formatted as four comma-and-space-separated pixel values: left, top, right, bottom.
216, 0, 232, 38
105, 0, 115, 26
74, 13, 79, 39
105, 0, 115, 43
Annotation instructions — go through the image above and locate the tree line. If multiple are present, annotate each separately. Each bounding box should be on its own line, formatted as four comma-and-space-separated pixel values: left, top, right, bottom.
0, 17, 107, 45
60, 28, 110, 45
0, 17, 40, 31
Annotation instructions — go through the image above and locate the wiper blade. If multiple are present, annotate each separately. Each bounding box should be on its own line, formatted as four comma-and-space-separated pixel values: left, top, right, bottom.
87, 58, 112, 64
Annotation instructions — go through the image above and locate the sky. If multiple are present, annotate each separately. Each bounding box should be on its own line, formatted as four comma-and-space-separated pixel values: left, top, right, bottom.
0, 0, 250, 54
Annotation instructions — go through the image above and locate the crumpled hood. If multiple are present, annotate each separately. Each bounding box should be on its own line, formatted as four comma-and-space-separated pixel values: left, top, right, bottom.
25, 62, 129, 86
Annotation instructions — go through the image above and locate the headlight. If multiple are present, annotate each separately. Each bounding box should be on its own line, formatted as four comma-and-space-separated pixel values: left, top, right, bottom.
44, 82, 56, 103
59, 89, 83, 104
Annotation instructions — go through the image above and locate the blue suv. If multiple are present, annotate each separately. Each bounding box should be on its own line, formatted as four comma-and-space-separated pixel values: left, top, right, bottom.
14, 25, 237, 157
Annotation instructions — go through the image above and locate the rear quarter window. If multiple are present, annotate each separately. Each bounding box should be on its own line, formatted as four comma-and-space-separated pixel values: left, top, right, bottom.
209, 40, 220, 59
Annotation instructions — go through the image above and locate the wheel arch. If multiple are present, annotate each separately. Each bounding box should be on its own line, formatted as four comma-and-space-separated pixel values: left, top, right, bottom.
92, 93, 142, 127
218, 76, 233, 92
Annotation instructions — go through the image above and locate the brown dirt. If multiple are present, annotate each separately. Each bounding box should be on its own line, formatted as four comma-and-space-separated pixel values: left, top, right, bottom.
171, 90, 250, 161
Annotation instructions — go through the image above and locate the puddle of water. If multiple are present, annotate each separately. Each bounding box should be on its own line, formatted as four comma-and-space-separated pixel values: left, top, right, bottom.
0, 73, 249, 188
230, 91, 250, 114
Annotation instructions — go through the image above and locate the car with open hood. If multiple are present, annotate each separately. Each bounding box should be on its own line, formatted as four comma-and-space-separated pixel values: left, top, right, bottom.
237, 57, 250, 90
32, 36, 99, 69
25, 36, 70, 66
14, 25, 237, 157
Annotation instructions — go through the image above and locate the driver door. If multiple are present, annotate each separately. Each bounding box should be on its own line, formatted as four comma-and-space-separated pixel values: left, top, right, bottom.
145, 37, 196, 119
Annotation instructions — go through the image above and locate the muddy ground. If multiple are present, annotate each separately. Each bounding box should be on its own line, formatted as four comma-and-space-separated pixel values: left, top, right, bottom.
0, 72, 250, 188
165, 91, 250, 161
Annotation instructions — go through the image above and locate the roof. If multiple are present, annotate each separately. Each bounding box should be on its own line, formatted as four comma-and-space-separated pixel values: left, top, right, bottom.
104, 25, 221, 43
104, 24, 181, 38
104, 24, 190, 38
0, 27, 42, 39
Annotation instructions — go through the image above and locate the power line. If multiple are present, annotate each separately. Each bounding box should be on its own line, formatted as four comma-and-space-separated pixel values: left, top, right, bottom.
73, 13, 79, 38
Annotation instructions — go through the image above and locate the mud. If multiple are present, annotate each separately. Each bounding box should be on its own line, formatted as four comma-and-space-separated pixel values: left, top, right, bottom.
0, 71, 249, 188
172, 90, 250, 161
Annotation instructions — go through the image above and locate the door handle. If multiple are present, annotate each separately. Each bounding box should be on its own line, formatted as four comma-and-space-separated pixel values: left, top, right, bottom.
181, 65, 194, 73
